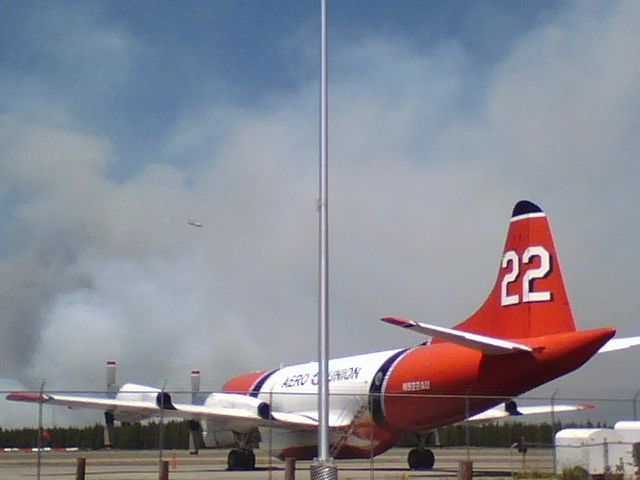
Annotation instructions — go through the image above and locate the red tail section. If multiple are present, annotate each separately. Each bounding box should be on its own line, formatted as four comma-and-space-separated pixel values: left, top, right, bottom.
451, 200, 576, 339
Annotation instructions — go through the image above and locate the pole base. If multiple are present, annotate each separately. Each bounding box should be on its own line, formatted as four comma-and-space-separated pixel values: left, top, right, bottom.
310, 458, 338, 480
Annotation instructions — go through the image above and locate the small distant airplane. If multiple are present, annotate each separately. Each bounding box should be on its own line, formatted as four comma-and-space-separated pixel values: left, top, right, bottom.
187, 219, 203, 228
9, 200, 640, 470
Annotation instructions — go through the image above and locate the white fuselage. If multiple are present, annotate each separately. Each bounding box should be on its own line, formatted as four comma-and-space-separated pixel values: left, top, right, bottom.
203, 349, 405, 457
256, 349, 400, 418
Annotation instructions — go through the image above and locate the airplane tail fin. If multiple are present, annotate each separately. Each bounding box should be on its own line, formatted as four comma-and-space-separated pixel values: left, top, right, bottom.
449, 200, 576, 340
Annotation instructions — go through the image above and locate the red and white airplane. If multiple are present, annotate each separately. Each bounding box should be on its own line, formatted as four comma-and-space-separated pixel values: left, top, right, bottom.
8, 200, 640, 470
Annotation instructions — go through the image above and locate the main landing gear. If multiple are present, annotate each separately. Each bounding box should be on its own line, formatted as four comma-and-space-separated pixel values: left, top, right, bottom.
227, 448, 256, 471
407, 447, 435, 470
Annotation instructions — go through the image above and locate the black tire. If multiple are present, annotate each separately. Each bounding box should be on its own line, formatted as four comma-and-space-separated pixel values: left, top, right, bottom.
228, 449, 256, 470
227, 450, 242, 471
408, 448, 422, 469
421, 448, 435, 469
407, 447, 435, 470
242, 449, 256, 470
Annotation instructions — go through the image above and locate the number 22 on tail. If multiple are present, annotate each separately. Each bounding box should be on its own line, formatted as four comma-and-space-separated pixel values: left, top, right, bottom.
501, 246, 552, 306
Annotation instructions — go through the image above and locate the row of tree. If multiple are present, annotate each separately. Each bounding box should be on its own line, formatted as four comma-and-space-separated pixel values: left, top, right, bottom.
0, 422, 190, 450
0, 420, 608, 450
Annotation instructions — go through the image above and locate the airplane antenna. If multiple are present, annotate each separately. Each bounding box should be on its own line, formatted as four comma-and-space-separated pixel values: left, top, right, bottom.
312, 0, 336, 479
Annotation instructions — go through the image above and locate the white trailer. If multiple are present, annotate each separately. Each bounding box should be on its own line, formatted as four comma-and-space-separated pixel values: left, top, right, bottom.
613, 421, 640, 477
555, 428, 626, 476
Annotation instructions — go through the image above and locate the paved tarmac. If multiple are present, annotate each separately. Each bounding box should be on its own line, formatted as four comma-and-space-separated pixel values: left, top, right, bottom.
0, 447, 552, 480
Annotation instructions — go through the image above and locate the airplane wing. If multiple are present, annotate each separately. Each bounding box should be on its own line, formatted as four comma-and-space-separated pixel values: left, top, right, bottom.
467, 401, 594, 422
6, 391, 319, 432
381, 317, 532, 355
597, 336, 640, 353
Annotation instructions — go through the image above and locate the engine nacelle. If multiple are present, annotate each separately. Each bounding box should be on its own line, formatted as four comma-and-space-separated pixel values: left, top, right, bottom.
204, 392, 271, 419
113, 383, 160, 423
201, 426, 238, 448
201, 419, 261, 449
116, 382, 160, 403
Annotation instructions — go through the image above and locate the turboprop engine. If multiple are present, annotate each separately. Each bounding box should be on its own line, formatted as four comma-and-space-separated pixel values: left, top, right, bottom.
200, 392, 271, 449
112, 383, 162, 423
204, 392, 271, 419
201, 427, 239, 448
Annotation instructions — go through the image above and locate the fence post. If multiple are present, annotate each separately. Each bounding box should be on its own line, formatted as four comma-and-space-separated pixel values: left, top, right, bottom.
464, 394, 471, 460
268, 389, 273, 480
518, 436, 528, 471
75, 457, 86, 480
158, 381, 167, 464
36, 379, 46, 480
458, 460, 473, 480
159, 460, 169, 480
285, 457, 296, 480
632, 443, 640, 479
369, 421, 374, 480
604, 438, 611, 480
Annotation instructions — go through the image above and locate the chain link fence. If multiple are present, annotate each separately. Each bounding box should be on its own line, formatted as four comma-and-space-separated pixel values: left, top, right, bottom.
2, 389, 640, 479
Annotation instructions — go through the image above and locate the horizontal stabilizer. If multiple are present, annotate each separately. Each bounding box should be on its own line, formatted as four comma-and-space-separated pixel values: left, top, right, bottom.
597, 336, 640, 353
381, 317, 532, 355
468, 402, 594, 422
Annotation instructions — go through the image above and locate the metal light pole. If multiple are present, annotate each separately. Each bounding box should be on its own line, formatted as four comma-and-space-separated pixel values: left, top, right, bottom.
311, 0, 337, 478
36, 379, 45, 480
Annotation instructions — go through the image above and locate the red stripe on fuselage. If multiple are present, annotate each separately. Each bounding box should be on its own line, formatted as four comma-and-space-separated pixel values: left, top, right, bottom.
223, 371, 270, 395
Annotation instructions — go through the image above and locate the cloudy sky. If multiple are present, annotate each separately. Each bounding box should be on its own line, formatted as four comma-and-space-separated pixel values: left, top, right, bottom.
1, 1, 639, 427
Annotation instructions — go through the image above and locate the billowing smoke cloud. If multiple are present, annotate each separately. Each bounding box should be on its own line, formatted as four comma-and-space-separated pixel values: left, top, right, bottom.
1, 2, 639, 427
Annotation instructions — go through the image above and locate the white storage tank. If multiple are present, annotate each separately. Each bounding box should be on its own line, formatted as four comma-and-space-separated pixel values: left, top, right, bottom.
613, 422, 640, 476
614, 421, 640, 441
555, 428, 626, 476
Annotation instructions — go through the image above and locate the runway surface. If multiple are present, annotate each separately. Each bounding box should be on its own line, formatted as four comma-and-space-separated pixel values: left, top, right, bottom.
0, 447, 552, 479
